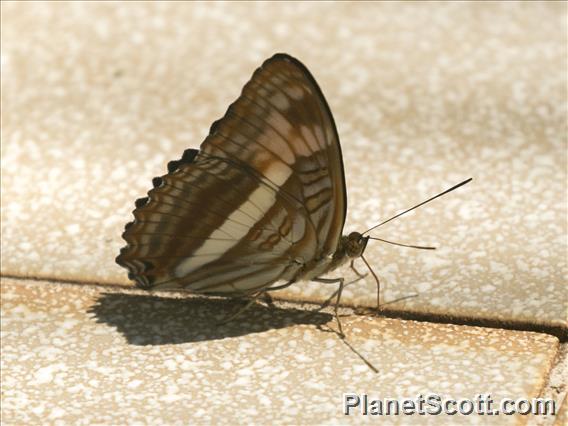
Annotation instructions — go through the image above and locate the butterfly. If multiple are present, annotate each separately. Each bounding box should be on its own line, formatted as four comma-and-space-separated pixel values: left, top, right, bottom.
116, 53, 471, 334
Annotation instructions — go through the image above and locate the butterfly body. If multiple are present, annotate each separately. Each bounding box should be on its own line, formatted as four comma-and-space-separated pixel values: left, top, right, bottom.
117, 53, 361, 298
294, 232, 369, 280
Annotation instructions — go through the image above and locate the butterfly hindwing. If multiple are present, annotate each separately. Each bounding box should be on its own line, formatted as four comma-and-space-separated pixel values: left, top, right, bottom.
116, 53, 347, 294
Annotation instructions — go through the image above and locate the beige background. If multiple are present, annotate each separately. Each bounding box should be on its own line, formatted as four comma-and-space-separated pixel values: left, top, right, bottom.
1, 2, 566, 326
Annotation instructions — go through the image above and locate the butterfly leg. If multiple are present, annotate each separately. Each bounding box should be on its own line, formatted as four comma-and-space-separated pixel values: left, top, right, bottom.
361, 254, 382, 310
313, 274, 365, 315
265, 280, 295, 292
314, 290, 339, 313
262, 292, 276, 309
313, 273, 365, 313
217, 291, 265, 325
313, 277, 345, 338
218, 280, 296, 324
350, 259, 368, 279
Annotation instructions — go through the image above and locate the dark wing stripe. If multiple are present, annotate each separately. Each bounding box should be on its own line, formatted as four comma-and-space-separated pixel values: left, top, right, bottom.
243, 74, 318, 156
218, 118, 293, 166
305, 188, 333, 213
117, 54, 347, 294
174, 159, 265, 214
128, 251, 288, 261
250, 77, 326, 152
147, 184, 284, 237
273, 69, 333, 152
238, 86, 320, 159
300, 171, 330, 188
164, 159, 289, 236
240, 90, 322, 165
216, 128, 291, 171
252, 74, 327, 153
132, 209, 246, 239
166, 171, 268, 223
193, 158, 298, 246
223, 110, 296, 165
133, 164, 301, 282
126, 232, 237, 241
138, 199, 258, 231
241, 74, 336, 252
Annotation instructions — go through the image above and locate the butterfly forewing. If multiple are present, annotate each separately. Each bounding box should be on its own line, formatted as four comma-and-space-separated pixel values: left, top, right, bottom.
117, 54, 347, 295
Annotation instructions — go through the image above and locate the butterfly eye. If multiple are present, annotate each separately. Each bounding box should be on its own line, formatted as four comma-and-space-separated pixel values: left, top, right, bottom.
348, 231, 361, 242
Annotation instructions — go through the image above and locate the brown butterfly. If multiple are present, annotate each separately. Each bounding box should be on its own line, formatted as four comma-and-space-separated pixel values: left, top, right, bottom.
116, 53, 470, 335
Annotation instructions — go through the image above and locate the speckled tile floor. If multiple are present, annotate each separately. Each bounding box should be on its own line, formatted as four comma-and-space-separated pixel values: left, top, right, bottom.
2, 1, 567, 326
1, 2, 566, 425
1, 277, 564, 425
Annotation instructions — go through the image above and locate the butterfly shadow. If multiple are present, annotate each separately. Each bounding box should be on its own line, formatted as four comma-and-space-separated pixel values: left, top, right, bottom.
88, 292, 332, 345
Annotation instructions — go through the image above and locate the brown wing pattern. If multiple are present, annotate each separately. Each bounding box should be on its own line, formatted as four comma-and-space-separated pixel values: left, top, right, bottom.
116, 53, 347, 295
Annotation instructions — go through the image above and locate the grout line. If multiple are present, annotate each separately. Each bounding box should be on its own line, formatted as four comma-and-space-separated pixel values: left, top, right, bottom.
271, 292, 568, 342
2, 273, 566, 342
375, 307, 568, 342
0, 273, 135, 291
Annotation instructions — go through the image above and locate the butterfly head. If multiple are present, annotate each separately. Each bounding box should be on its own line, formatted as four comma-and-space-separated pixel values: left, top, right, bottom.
344, 231, 369, 258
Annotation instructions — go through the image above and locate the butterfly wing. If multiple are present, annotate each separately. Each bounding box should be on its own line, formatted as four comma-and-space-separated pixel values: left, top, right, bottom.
116, 53, 347, 295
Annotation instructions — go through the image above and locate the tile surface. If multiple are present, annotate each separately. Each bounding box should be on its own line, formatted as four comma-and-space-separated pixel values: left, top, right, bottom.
0, 277, 561, 425
1, 2, 566, 325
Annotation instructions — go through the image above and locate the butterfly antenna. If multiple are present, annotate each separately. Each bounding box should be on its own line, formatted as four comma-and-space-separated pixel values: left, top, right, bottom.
362, 178, 472, 235
367, 237, 436, 250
